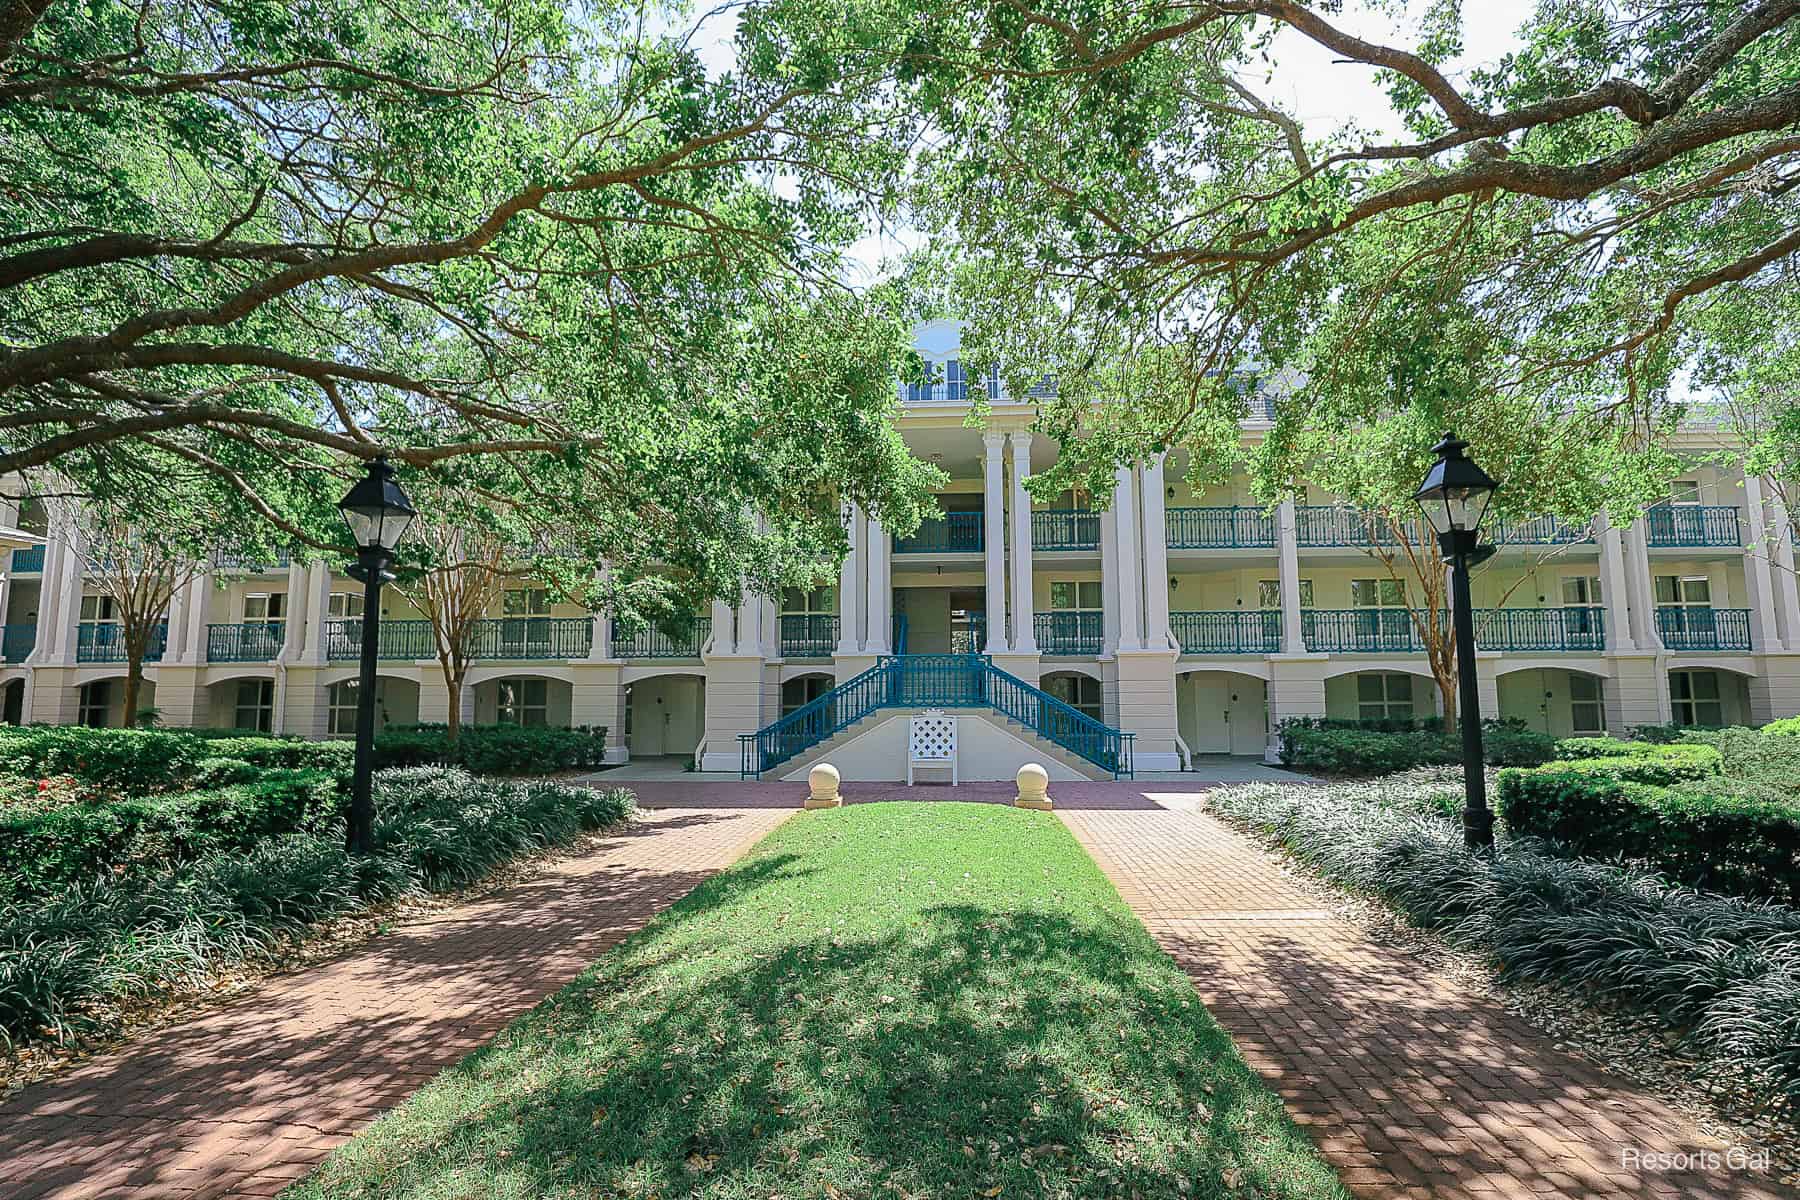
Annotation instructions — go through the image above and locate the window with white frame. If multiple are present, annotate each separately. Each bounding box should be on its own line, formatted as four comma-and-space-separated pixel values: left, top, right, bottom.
77, 680, 111, 727
1356, 673, 1414, 722
503, 588, 550, 616
1050, 580, 1102, 613
1568, 675, 1605, 733
1350, 578, 1406, 608
1669, 478, 1702, 506
1258, 579, 1313, 609
1654, 575, 1712, 637
327, 592, 364, 620
1670, 669, 1724, 727
495, 677, 549, 726
327, 678, 387, 736
78, 594, 118, 625
1560, 576, 1604, 636
780, 585, 835, 617
233, 679, 274, 732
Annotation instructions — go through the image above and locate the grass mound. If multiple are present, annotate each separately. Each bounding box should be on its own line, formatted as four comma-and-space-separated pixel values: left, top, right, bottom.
292, 802, 1345, 1200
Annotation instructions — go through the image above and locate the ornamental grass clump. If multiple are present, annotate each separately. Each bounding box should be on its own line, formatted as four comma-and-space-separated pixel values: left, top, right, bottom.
0, 770, 634, 1051
1207, 778, 1800, 1110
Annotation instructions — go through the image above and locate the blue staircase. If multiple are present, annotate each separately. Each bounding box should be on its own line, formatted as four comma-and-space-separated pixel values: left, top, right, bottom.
738, 653, 1135, 779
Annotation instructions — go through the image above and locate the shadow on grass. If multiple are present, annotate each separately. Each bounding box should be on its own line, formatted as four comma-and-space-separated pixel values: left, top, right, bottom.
299, 886, 1344, 1199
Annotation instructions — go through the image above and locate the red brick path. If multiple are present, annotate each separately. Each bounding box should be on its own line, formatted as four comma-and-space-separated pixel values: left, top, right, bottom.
0, 806, 792, 1200
1060, 804, 1790, 1200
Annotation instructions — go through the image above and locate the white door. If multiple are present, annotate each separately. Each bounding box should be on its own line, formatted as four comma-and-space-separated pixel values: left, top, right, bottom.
1190, 674, 1234, 754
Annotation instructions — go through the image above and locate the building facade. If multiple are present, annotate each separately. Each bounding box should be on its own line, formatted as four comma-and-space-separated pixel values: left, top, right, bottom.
3, 319, 1799, 777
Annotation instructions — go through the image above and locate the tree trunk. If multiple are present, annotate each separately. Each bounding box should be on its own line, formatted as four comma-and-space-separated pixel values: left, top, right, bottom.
442, 657, 465, 745
1436, 665, 1457, 732
122, 661, 141, 727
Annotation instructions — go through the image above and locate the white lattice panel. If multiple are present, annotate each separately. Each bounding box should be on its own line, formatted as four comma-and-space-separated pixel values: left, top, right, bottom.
908, 710, 958, 783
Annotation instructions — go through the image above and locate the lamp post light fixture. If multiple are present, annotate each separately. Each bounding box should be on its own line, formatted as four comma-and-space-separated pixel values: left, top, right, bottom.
337, 456, 417, 855
1413, 432, 1500, 852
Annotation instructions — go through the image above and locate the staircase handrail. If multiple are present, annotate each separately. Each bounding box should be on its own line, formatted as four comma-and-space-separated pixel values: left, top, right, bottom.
980, 660, 1134, 778
739, 659, 892, 776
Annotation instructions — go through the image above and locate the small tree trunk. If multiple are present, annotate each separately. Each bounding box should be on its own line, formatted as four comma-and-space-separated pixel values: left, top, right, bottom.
122, 661, 142, 727
1436, 666, 1457, 732
443, 657, 465, 745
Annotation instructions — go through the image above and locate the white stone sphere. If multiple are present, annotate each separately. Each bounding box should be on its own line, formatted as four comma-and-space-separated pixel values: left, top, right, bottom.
809, 762, 841, 800
1015, 762, 1049, 799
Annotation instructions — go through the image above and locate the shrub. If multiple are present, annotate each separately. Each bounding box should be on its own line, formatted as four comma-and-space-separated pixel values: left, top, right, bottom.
1765, 716, 1800, 737
1625, 723, 1687, 743
0, 770, 635, 1049
1543, 740, 1721, 783
374, 723, 608, 774
1279, 720, 1553, 775
0, 769, 340, 903
1701, 726, 1800, 791
0, 727, 354, 798
1206, 777, 1800, 1108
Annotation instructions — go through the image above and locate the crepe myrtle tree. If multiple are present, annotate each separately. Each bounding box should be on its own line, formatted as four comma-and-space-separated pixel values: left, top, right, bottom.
884, 0, 1800, 512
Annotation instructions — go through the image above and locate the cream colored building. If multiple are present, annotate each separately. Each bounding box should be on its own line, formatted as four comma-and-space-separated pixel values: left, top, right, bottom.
3, 320, 1798, 779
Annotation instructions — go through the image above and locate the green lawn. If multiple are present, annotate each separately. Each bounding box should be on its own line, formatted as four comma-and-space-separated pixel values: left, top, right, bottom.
290, 803, 1345, 1200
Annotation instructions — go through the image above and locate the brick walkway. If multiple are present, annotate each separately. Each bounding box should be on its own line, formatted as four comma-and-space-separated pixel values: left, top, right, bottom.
1060, 804, 1790, 1200
0, 806, 792, 1200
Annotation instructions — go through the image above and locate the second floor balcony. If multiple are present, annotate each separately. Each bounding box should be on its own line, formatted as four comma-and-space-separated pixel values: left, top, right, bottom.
1645, 504, 1741, 547
893, 512, 984, 554
1655, 607, 1753, 651
207, 622, 285, 662
612, 615, 710, 659
779, 614, 839, 657
323, 616, 596, 662
10, 545, 44, 573
1295, 506, 1404, 548
1300, 607, 1607, 654
1173, 610, 1281, 654
1, 623, 35, 662
1033, 509, 1101, 551
1166, 506, 1275, 549
77, 621, 167, 664
1036, 610, 1103, 655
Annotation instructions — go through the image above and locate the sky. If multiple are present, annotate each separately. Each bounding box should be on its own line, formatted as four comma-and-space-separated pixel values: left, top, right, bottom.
687, 0, 1541, 281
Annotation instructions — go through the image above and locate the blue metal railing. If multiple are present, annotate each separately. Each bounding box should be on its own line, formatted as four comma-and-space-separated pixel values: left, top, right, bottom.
738, 653, 1133, 779
1172, 610, 1281, 653
1295, 506, 1403, 547
893, 613, 909, 654
1474, 607, 1605, 652
0, 623, 35, 662
1032, 509, 1101, 550
76, 621, 167, 663
207, 622, 285, 662
9, 546, 44, 573
779, 614, 839, 657
1645, 505, 1741, 547
1301, 609, 1422, 652
211, 547, 293, 572
471, 616, 592, 659
613, 616, 710, 659
1035, 611, 1103, 655
893, 512, 984, 554
1165, 506, 1276, 548
324, 617, 435, 660
1656, 607, 1753, 651
1490, 516, 1594, 546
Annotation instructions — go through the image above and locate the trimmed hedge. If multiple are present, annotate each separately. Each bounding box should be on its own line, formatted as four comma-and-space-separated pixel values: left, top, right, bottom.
0, 769, 635, 1049
1279, 720, 1555, 775
1206, 776, 1800, 1109
0, 727, 351, 798
1766, 716, 1800, 737
374, 723, 608, 774
0, 769, 340, 903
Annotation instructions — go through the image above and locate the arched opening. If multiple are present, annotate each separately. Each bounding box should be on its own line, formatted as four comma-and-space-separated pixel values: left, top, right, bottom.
1041, 670, 1103, 722
1497, 668, 1609, 736
2, 678, 23, 726
77, 676, 155, 728
473, 675, 575, 727
1323, 670, 1440, 724
324, 675, 420, 737
205, 676, 278, 732
781, 672, 835, 716
625, 673, 705, 760
1178, 670, 1268, 757
1667, 667, 1753, 728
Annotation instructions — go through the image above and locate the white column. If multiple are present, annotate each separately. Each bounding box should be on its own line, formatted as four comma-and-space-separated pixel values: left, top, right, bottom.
586, 569, 612, 661
707, 598, 736, 655
836, 502, 864, 655
1008, 431, 1038, 654
301, 561, 331, 664
27, 518, 65, 665
1765, 485, 1800, 651
1110, 466, 1143, 651
1622, 518, 1664, 650
1099, 498, 1122, 656
1139, 454, 1173, 651
1741, 474, 1781, 652
180, 572, 211, 665
1276, 499, 1305, 653
51, 524, 85, 665
280, 560, 308, 660
733, 588, 762, 656
0, 498, 16, 627
864, 513, 892, 654
981, 433, 1009, 653
760, 592, 780, 659
1596, 515, 1637, 652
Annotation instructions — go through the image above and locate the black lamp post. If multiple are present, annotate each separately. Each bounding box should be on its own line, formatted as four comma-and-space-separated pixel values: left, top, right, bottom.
1413, 433, 1500, 852
337, 457, 417, 855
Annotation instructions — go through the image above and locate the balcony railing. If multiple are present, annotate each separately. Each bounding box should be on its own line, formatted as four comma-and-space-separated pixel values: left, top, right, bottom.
1032, 509, 1100, 551
9, 545, 44, 573
1035, 610, 1103, 655
1490, 516, 1595, 546
1645, 505, 1742, 547
325, 618, 435, 661
1473, 607, 1605, 652
779, 614, 839, 657
949, 614, 986, 655
1172, 610, 1281, 654
469, 616, 592, 659
1301, 609, 1420, 652
1295, 506, 1404, 547
0, 623, 35, 662
212, 547, 293, 572
1166, 506, 1275, 549
207, 621, 285, 662
1655, 607, 1753, 651
76, 621, 168, 663
613, 616, 710, 659
893, 512, 984, 554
